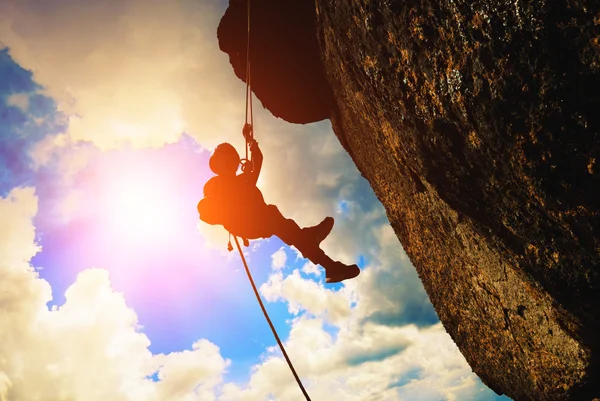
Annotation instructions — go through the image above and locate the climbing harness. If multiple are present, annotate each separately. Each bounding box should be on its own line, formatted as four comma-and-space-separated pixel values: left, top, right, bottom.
226, 1, 312, 400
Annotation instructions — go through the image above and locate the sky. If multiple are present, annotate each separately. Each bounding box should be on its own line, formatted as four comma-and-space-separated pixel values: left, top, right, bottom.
0, 1, 511, 400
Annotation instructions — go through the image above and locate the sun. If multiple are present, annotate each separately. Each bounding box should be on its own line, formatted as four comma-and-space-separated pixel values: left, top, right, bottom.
111, 178, 174, 239
98, 157, 182, 244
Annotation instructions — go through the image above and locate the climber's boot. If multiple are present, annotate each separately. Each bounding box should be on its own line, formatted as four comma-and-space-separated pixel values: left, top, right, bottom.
301, 217, 334, 247
296, 247, 360, 284
325, 262, 360, 284
297, 245, 327, 267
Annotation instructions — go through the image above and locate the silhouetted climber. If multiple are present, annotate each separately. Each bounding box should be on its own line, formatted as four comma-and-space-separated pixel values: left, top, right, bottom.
197, 138, 360, 283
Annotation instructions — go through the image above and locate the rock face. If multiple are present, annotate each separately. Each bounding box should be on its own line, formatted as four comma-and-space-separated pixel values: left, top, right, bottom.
218, 1, 600, 400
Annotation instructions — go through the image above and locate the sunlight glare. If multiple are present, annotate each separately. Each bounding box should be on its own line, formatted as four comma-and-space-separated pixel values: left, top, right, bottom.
102, 161, 181, 244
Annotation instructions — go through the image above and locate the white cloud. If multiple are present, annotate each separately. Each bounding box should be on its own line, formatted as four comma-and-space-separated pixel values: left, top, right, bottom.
0, 0, 242, 152
0, 187, 230, 401
196, 220, 233, 254
153, 339, 230, 400
271, 247, 287, 270
223, 314, 489, 401
0, 186, 40, 267
0, 372, 10, 401
260, 270, 351, 325
300, 261, 320, 276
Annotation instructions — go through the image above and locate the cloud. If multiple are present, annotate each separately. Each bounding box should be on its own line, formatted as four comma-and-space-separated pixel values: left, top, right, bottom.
353, 224, 439, 328
153, 339, 230, 400
260, 270, 351, 325
0, 186, 40, 266
300, 261, 320, 276
270, 247, 287, 270
0, 0, 243, 152
221, 315, 493, 401
0, 187, 230, 401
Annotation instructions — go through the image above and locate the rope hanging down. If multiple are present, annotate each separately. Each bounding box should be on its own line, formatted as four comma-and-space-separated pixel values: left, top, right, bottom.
233, 237, 312, 401
233, 1, 311, 400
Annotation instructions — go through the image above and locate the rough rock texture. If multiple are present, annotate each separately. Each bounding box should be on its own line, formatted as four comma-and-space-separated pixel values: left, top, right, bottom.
218, 1, 600, 400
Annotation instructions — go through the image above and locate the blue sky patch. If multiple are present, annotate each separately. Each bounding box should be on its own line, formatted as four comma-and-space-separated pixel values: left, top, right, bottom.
0, 48, 67, 196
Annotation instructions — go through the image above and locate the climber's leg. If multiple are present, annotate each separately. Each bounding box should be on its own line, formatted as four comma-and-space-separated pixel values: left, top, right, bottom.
261, 205, 359, 282
302, 216, 334, 247
265, 205, 303, 245
265, 205, 334, 247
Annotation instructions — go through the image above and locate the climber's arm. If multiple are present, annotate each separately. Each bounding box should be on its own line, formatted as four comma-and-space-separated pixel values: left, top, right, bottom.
245, 139, 263, 185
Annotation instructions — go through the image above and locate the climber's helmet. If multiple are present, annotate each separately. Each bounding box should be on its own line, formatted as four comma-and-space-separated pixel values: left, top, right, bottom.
209, 143, 240, 175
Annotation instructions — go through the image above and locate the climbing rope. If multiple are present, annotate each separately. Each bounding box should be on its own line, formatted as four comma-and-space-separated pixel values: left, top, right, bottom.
241, 0, 254, 173
229, 1, 312, 400
233, 237, 312, 401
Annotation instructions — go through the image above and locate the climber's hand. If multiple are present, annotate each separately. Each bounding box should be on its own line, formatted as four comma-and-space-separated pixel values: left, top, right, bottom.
249, 139, 260, 153
242, 123, 253, 140
247, 138, 263, 184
